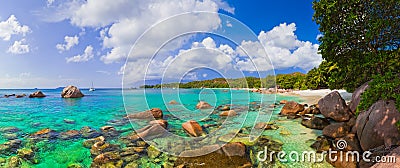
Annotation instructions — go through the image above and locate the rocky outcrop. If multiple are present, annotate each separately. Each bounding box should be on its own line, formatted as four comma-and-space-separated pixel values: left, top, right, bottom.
182, 120, 205, 137
280, 101, 305, 115
318, 91, 352, 122
61, 85, 84, 98
301, 116, 330, 130
124, 108, 163, 120
130, 120, 169, 140
30, 128, 58, 140
356, 100, 400, 151
349, 82, 369, 113
196, 101, 212, 109
29, 91, 46, 98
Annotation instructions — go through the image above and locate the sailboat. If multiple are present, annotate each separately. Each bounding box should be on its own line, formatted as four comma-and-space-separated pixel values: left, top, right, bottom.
89, 82, 95, 92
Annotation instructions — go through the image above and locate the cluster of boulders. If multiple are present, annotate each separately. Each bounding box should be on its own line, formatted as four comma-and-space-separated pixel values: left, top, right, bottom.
3, 85, 85, 99
278, 82, 400, 168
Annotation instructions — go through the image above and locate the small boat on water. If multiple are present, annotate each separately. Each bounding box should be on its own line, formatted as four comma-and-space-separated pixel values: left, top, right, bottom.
89, 82, 95, 92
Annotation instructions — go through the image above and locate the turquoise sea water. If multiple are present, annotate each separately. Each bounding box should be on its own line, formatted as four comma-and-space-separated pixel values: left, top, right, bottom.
0, 88, 331, 167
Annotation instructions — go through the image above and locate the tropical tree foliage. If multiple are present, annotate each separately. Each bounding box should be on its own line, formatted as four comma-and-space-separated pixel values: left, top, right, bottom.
313, 0, 400, 110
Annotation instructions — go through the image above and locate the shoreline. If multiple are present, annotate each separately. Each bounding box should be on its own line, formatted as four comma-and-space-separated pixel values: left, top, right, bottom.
278, 89, 352, 105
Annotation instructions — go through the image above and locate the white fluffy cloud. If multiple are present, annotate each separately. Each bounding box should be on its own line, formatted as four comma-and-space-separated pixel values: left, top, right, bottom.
134, 23, 322, 85
56, 35, 79, 52
237, 23, 322, 71
66, 45, 94, 63
0, 15, 31, 41
50, 0, 233, 64
7, 39, 30, 54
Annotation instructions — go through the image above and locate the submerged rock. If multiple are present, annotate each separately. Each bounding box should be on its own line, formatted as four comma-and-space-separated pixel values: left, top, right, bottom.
7, 156, 21, 168
318, 91, 352, 122
147, 146, 161, 159
100, 126, 119, 139
63, 119, 75, 124
83, 136, 105, 149
131, 122, 168, 140
0, 127, 20, 133
17, 148, 35, 162
30, 128, 58, 140
29, 91, 46, 98
61, 85, 84, 98
80, 126, 101, 139
90, 141, 120, 157
221, 142, 246, 157
221, 105, 230, 111
92, 151, 122, 167
59, 130, 81, 140
125, 108, 163, 119
219, 110, 237, 117
67, 163, 83, 168
182, 120, 205, 137
0, 139, 22, 155
310, 136, 331, 152
168, 100, 178, 105
196, 101, 212, 109
149, 119, 168, 129
301, 116, 330, 130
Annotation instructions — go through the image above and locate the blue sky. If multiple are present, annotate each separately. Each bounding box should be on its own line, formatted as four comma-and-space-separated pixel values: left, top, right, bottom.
0, 0, 322, 88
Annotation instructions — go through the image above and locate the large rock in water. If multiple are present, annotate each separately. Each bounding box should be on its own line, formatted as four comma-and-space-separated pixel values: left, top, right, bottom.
196, 101, 212, 109
280, 101, 305, 115
129, 120, 169, 141
182, 120, 205, 137
356, 100, 400, 151
61, 85, 84, 98
349, 82, 370, 113
318, 91, 352, 122
29, 91, 46, 98
124, 108, 163, 119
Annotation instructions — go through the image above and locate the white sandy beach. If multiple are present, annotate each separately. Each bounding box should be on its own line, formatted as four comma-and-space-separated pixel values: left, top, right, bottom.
279, 89, 352, 105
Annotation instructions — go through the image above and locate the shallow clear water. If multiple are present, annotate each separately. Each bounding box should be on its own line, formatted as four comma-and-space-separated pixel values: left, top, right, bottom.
0, 88, 331, 167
